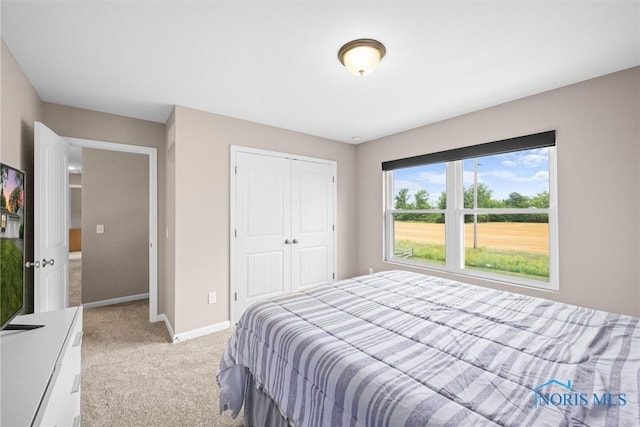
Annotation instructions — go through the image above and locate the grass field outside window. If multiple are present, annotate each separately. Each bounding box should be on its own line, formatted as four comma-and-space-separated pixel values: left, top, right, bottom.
393, 221, 550, 282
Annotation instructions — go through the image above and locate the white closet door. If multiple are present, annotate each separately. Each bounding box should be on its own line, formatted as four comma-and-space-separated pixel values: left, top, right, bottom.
234, 152, 291, 318
291, 160, 335, 291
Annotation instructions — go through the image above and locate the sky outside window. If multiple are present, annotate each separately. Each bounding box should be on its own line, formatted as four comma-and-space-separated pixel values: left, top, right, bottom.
393, 147, 550, 206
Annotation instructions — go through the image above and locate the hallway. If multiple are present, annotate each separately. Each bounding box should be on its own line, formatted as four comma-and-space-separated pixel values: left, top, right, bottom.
69, 252, 81, 306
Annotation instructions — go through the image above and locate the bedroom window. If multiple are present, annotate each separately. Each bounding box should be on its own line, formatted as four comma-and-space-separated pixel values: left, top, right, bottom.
383, 131, 558, 290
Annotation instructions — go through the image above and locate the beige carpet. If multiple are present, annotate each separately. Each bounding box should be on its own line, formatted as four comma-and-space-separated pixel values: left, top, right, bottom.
69, 252, 82, 307
82, 300, 244, 426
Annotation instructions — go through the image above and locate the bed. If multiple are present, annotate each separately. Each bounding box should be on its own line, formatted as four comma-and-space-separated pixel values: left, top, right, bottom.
217, 270, 640, 426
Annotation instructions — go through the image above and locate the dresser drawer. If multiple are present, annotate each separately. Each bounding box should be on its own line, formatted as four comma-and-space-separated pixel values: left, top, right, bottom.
63, 317, 83, 370
38, 367, 81, 427
36, 307, 83, 427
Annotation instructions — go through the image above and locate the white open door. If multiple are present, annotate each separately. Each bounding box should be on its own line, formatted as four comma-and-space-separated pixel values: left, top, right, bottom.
33, 122, 69, 312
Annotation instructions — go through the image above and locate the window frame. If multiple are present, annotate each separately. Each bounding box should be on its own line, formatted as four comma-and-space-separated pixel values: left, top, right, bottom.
384, 146, 559, 291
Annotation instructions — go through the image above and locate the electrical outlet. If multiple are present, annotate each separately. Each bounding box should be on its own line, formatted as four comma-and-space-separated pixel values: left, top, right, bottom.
368, 267, 373, 275
208, 292, 216, 304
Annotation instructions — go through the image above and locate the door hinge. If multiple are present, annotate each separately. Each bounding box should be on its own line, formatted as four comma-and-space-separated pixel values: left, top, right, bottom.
332, 224, 335, 231
234, 292, 237, 301
332, 273, 335, 280
235, 165, 237, 174
332, 176, 335, 183
234, 229, 237, 238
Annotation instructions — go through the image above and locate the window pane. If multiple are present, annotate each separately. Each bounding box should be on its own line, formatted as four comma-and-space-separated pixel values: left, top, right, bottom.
393, 163, 447, 209
463, 215, 549, 281
463, 148, 550, 210
386, 143, 556, 290
393, 213, 445, 265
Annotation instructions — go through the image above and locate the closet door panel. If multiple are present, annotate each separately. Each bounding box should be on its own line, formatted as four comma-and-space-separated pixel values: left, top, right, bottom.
235, 152, 291, 317
291, 160, 335, 291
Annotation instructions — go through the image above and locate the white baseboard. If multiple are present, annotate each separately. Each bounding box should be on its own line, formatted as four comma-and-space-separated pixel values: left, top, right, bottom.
170, 320, 232, 344
82, 293, 149, 309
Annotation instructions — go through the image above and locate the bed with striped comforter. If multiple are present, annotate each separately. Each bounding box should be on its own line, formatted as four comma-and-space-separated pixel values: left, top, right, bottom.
217, 270, 640, 426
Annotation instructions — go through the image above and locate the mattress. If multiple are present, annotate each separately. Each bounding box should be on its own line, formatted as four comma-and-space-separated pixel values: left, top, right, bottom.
217, 270, 640, 426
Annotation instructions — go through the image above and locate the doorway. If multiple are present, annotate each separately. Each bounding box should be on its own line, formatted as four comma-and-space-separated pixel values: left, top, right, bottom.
65, 137, 158, 322
68, 145, 82, 306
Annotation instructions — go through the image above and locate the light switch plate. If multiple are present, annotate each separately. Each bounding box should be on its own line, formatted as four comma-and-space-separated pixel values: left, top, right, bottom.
96, 224, 105, 234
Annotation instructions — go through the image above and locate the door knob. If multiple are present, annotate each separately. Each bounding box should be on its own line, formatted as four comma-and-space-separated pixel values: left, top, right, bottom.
292, 239, 299, 244
284, 239, 291, 245
25, 260, 41, 268
42, 258, 55, 268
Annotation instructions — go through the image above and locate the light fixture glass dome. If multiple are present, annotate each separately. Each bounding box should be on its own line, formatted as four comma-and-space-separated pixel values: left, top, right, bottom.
338, 39, 386, 76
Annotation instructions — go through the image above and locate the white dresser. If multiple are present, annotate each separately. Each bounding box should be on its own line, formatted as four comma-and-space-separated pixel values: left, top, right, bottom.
1, 306, 83, 426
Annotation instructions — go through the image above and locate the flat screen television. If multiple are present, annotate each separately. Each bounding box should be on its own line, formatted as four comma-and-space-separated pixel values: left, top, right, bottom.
1, 162, 26, 329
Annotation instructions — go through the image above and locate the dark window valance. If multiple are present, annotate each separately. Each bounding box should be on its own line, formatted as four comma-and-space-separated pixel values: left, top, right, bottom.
381, 130, 556, 171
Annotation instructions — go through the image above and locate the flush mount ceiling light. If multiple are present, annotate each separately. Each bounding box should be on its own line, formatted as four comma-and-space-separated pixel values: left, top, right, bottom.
338, 38, 386, 76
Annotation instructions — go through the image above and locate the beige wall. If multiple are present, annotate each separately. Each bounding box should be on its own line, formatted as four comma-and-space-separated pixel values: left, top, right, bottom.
164, 109, 176, 329
42, 103, 167, 313
171, 106, 358, 334
69, 173, 82, 229
356, 67, 640, 316
1, 41, 42, 167
81, 149, 149, 303
1, 40, 43, 313
70, 187, 82, 229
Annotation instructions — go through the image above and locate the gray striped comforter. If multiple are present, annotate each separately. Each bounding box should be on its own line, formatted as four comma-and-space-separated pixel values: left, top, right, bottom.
217, 270, 640, 426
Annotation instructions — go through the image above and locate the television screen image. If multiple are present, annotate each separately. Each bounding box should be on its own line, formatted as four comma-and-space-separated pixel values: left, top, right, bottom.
0, 163, 25, 329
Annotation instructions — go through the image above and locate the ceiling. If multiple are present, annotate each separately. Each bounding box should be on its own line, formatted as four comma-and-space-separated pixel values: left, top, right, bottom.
2, 1, 639, 144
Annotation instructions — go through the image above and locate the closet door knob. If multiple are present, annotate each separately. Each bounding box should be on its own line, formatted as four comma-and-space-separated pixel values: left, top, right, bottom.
292, 239, 299, 244
284, 239, 291, 245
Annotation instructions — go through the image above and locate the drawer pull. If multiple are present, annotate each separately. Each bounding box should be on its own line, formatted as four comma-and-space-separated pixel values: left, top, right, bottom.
73, 331, 83, 347
73, 415, 81, 427
71, 373, 81, 394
